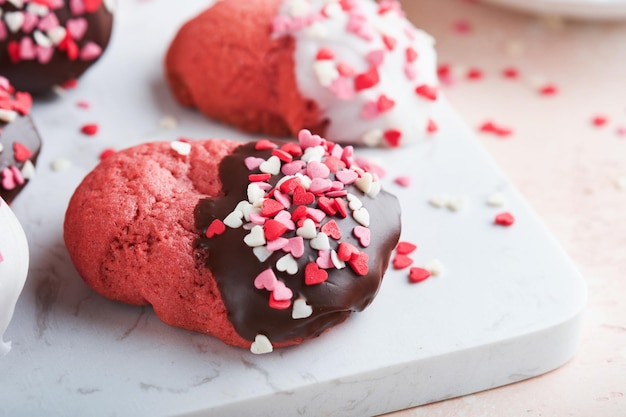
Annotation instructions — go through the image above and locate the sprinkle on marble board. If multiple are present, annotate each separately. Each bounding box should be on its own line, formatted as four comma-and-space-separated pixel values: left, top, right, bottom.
80, 123, 99, 136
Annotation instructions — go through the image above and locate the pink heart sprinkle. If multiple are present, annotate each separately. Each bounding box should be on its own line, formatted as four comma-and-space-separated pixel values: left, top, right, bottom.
281, 160, 306, 176
37, 13, 59, 32
309, 178, 333, 194
272, 281, 293, 301
254, 269, 278, 291
366, 49, 385, 67
1, 168, 15, 191
306, 161, 330, 179
22, 13, 38, 34
328, 77, 354, 101
331, 181, 344, 191
298, 129, 322, 150
0, 22, 6, 42
66, 17, 88, 40
244, 156, 265, 171
10, 166, 24, 186
405, 63, 418, 80
326, 190, 348, 198
285, 236, 304, 258
353, 226, 371, 247
360, 101, 379, 120
316, 250, 334, 269
36, 46, 54, 64
19, 37, 36, 60
80, 42, 102, 61
267, 237, 289, 252
248, 212, 266, 225
394, 176, 412, 187
274, 210, 295, 230
273, 190, 292, 209
330, 143, 343, 159
71, 0, 86, 16
336, 168, 358, 185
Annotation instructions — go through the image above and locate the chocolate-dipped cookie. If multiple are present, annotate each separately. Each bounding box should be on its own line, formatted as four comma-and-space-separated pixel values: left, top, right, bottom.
0, 0, 114, 93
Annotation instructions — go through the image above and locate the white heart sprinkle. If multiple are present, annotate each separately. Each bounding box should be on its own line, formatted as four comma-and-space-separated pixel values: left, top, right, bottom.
0, 109, 17, 123
50, 158, 72, 172
247, 183, 265, 205
259, 156, 281, 175
346, 193, 362, 210
366, 181, 381, 198
104, 0, 117, 13
305, 21, 328, 38
223, 209, 244, 229
446, 195, 468, 212
243, 225, 266, 247
7, 0, 25, 8
33, 30, 53, 48
486, 192, 506, 207
20, 160, 35, 180
310, 232, 330, 251
292, 298, 313, 320
301, 146, 325, 163
362, 129, 383, 147
313, 60, 339, 87
47, 26, 67, 45
353, 207, 370, 227
296, 219, 317, 240
276, 254, 298, 275
429, 194, 450, 208
253, 246, 273, 263
323, 2, 342, 18
355, 172, 374, 194
250, 334, 273, 355
425, 259, 445, 277
26, 3, 49, 16
159, 115, 178, 129
170, 140, 191, 156
330, 250, 346, 269
5, 11, 24, 33
236, 200, 257, 221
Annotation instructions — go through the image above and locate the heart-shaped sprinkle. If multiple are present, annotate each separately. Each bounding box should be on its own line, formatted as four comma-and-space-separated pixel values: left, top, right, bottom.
348, 252, 369, 276
170, 140, 191, 156
309, 178, 332, 194
250, 334, 273, 355
355, 172, 373, 194
247, 183, 265, 205
394, 176, 412, 187
425, 259, 445, 276
47, 26, 67, 45
405, 63, 418, 80
285, 236, 305, 258
353, 207, 370, 227
296, 218, 317, 240
292, 298, 313, 319
84, 0, 103, 13
13, 142, 32, 162
396, 241, 417, 255
290, 205, 308, 222
377, 94, 395, 112
298, 129, 322, 150
354, 67, 379, 92
243, 225, 266, 247
315, 46, 335, 60
261, 199, 284, 218
366, 49, 385, 67
253, 246, 273, 263
409, 267, 431, 283
305, 262, 328, 285
264, 219, 288, 241
276, 254, 298, 275
393, 254, 413, 270
223, 209, 244, 228
272, 148, 293, 163
21, 12, 38, 34
365, 181, 381, 198
248, 212, 266, 225
382, 34, 397, 50
310, 232, 330, 251
19, 37, 36, 60
281, 160, 306, 176
353, 226, 370, 247
254, 268, 278, 291
281, 142, 302, 157
316, 250, 334, 269
347, 193, 363, 211
37, 12, 59, 32
495, 212, 515, 226
333, 198, 348, 218
362, 129, 383, 147
272, 280, 293, 301
20, 160, 35, 180
321, 220, 341, 239
384, 129, 402, 147
330, 250, 346, 269
338, 242, 358, 262
66, 17, 87, 40
5, 12, 25, 34
415, 84, 438, 101
328, 76, 354, 100
36, 45, 53, 64
360, 100, 379, 120
313, 60, 339, 86
205, 219, 226, 238
317, 196, 337, 216
259, 156, 281, 175
244, 156, 265, 171
306, 160, 330, 179
306, 207, 326, 223
269, 293, 291, 310
1, 168, 16, 190
487, 192, 506, 207
336, 169, 358, 185
406, 47, 418, 63
292, 186, 315, 206
274, 210, 295, 230
267, 237, 288, 252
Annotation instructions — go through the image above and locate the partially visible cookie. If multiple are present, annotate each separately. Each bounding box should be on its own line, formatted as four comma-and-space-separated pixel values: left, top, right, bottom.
165, 0, 440, 147
64, 132, 401, 353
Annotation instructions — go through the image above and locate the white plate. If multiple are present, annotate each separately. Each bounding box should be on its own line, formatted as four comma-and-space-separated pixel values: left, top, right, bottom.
0, 1, 586, 416
482, 0, 626, 19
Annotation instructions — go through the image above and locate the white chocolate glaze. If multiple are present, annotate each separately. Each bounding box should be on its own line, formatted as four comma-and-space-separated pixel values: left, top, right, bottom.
273, 0, 440, 147
0, 198, 29, 356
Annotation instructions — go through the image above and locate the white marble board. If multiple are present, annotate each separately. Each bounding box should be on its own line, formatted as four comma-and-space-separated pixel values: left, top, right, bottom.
0, 1, 586, 416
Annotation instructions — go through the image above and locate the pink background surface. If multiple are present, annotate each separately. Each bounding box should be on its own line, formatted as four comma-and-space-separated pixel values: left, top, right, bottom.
388, 0, 626, 415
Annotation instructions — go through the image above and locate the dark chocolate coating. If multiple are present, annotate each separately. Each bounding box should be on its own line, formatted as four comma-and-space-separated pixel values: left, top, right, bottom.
195, 142, 401, 343
0, 3, 114, 93
0, 114, 41, 204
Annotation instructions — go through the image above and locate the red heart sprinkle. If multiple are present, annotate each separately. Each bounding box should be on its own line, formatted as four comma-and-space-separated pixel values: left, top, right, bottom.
592, 115, 608, 127
61, 79, 79, 89
248, 173, 271, 182
382, 34, 397, 51
81, 123, 99, 136
264, 219, 289, 241
393, 254, 413, 270
272, 148, 293, 163
206, 219, 226, 238
415, 84, 438, 101
261, 199, 284, 218
292, 186, 315, 206
333, 198, 348, 218
83, 0, 104, 13
321, 220, 341, 239
427, 119, 438, 134
396, 241, 417, 255
539, 84, 558, 96
409, 267, 431, 283
7, 41, 20, 63
12, 142, 32, 163
305, 262, 329, 285
279, 177, 301, 194
377, 95, 395, 112
495, 212, 515, 226
255, 139, 277, 150
479, 121, 512, 137
316, 47, 335, 60
269, 293, 291, 310
348, 252, 369, 276
12, 92, 32, 115
502, 67, 519, 79
281, 142, 302, 157
99, 148, 116, 160
466, 68, 483, 80
338, 242, 358, 261
323, 156, 343, 173
317, 196, 338, 216
337, 62, 355, 77
291, 205, 308, 221
354, 67, 380, 92
404, 47, 417, 63
384, 129, 402, 147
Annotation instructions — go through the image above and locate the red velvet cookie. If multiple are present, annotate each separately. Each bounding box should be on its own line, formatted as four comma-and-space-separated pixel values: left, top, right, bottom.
165, 0, 440, 147
64, 132, 401, 353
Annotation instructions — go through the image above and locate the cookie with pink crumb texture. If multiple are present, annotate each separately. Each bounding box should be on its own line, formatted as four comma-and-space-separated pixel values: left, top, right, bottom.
64, 132, 401, 353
